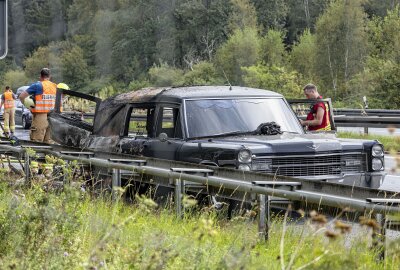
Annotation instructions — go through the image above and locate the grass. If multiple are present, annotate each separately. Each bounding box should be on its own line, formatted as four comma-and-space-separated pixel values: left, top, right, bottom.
0, 180, 399, 270
337, 132, 400, 152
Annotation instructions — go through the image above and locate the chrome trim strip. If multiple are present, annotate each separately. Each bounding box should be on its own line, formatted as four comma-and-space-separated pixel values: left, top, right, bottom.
253, 152, 364, 159
271, 162, 342, 168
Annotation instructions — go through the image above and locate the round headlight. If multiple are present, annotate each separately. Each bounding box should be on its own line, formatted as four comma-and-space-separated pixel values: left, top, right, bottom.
238, 149, 252, 163
372, 158, 383, 171
238, 164, 251, 171
372, 144, 384, 157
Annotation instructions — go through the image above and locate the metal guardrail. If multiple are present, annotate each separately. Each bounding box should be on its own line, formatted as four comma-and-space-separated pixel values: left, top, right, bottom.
0, 141, 399, 249
334, 116, 400, 128
335, 108, 400, 117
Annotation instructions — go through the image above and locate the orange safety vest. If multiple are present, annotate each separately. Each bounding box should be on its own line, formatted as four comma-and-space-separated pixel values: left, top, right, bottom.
306, 96, 331, 132
4, 91, 15, 109
31, 80, 57, 113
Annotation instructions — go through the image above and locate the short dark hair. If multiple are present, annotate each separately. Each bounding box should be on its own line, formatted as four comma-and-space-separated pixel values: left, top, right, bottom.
5, 86, 10, 90
303, 83, 317, 92
40, 68, 51, 78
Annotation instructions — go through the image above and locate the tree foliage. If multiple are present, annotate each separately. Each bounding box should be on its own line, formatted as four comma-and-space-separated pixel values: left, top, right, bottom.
0, 0, 399, 108
242, 64, 303, 98
214, 28, 261, 85
314, 0, 369, 99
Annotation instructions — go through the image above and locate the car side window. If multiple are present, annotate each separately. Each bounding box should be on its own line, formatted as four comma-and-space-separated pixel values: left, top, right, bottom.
156, 107, 182, 139
127, 107, 156, 138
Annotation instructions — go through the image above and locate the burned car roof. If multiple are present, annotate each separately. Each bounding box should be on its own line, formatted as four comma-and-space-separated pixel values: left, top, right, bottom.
105, 86, 283, 106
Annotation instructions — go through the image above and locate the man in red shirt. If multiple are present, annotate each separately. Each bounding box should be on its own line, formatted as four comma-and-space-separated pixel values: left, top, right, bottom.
300, 84, 331, 131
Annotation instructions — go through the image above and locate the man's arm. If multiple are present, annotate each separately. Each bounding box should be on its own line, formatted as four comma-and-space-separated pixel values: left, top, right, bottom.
19, 90, 29, 102
301, 107, 324, 127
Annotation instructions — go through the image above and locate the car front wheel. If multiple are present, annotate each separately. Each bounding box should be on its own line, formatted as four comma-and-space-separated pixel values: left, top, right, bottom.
22, 116, 30, 129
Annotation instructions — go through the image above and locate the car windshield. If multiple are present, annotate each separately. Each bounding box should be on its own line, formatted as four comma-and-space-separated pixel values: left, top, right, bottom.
185, 98, 303, 138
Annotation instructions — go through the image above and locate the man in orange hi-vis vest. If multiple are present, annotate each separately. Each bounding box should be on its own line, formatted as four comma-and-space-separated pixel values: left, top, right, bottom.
0, 86, 17, 137
19, 68, 57, 143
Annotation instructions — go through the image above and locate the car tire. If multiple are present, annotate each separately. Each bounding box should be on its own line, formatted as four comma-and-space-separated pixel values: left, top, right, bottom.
22, 116, 30, 129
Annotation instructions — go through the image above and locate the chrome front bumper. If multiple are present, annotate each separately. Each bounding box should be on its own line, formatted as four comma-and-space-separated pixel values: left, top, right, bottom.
293, 172, 387, 189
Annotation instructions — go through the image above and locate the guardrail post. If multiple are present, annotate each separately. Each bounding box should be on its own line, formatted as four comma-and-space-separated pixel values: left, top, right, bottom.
174, 178, 185, 218
258, 194, 270, 241
62, 160, 70, 186
253, 181, 302, 241
375, 213, 386, 260
364, 126, 369, 135
24, 153, 30, 186
112, 168, 121, 202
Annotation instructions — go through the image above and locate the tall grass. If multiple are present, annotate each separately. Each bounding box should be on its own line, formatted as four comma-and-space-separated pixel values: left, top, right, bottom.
0, 182, 399, 269
337, 132, 400, 152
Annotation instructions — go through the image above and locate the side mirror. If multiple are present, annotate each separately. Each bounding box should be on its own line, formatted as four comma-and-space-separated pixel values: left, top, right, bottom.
158, 132, 168, 142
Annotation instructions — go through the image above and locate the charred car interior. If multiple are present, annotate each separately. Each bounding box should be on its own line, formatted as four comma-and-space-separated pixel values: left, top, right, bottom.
48, 86, 386, 189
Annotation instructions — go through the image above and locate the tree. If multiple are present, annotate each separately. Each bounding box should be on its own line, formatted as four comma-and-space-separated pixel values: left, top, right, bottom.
242, 64, 303, 98
24, 46, 62, 81
363, 0, 400, 18
3, 70, 30, 90
290, 29, 317, 81
229, 0, 258, 32
61, 45, 91, 89
24, 42, 90, 89
260, 29, 287, 67
174, 0, 231, 67
181, 61, 223, 85
285, 0, 327, 44
314, 0, 369, 100
251, 0, 288, 32
8, 0, 72, 64
148, 63, 184, 87
350, 6, 400, 108
214, 28, 261, 85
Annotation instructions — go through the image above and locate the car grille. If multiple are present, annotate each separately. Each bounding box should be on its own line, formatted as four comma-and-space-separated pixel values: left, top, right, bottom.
252, 153, 366, 177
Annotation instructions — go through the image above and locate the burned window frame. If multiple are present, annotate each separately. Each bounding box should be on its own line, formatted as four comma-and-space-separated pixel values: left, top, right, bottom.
123, 103, 157, 138
154, 104, 183, 139
54, 88, 102, 132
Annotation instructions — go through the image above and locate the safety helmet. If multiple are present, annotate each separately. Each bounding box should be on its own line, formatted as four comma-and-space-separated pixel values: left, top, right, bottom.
57, 83, 70, 90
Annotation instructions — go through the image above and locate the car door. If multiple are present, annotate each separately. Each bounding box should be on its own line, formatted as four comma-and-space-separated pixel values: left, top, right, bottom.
287, 98, 336, 131
118, 105, 156, 156
142, 105, 185, 160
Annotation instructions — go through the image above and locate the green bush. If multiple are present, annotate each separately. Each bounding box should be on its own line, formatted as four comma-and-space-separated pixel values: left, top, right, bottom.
242, 64, 303, 98
2, 70, 30, 90
148, 63, 184, 87
181, 62, 224, 86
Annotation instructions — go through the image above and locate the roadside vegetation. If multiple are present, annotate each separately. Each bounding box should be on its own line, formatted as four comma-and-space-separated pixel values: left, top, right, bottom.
0, 178, 399, 269
337, 132, 400, 152
2, 1, 400, 109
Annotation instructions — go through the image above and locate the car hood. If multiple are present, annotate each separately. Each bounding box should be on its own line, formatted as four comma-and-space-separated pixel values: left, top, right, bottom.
199, 133, 366, 155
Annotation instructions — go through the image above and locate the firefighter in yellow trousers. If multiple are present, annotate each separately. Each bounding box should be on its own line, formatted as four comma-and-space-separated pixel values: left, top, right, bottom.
0, 86, 17, 137
19, 68, 57, 143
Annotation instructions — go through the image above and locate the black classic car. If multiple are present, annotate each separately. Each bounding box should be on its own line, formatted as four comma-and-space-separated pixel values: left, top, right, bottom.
48, 86, 386, 188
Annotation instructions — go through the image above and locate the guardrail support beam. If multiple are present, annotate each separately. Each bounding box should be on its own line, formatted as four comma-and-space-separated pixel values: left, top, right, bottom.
258, 194, 271, 241
375, 213, 386, 260
62, 160, 70, 186
24, 153, 30, 186
174, 178, 185, 218
112, 168, 121, 202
